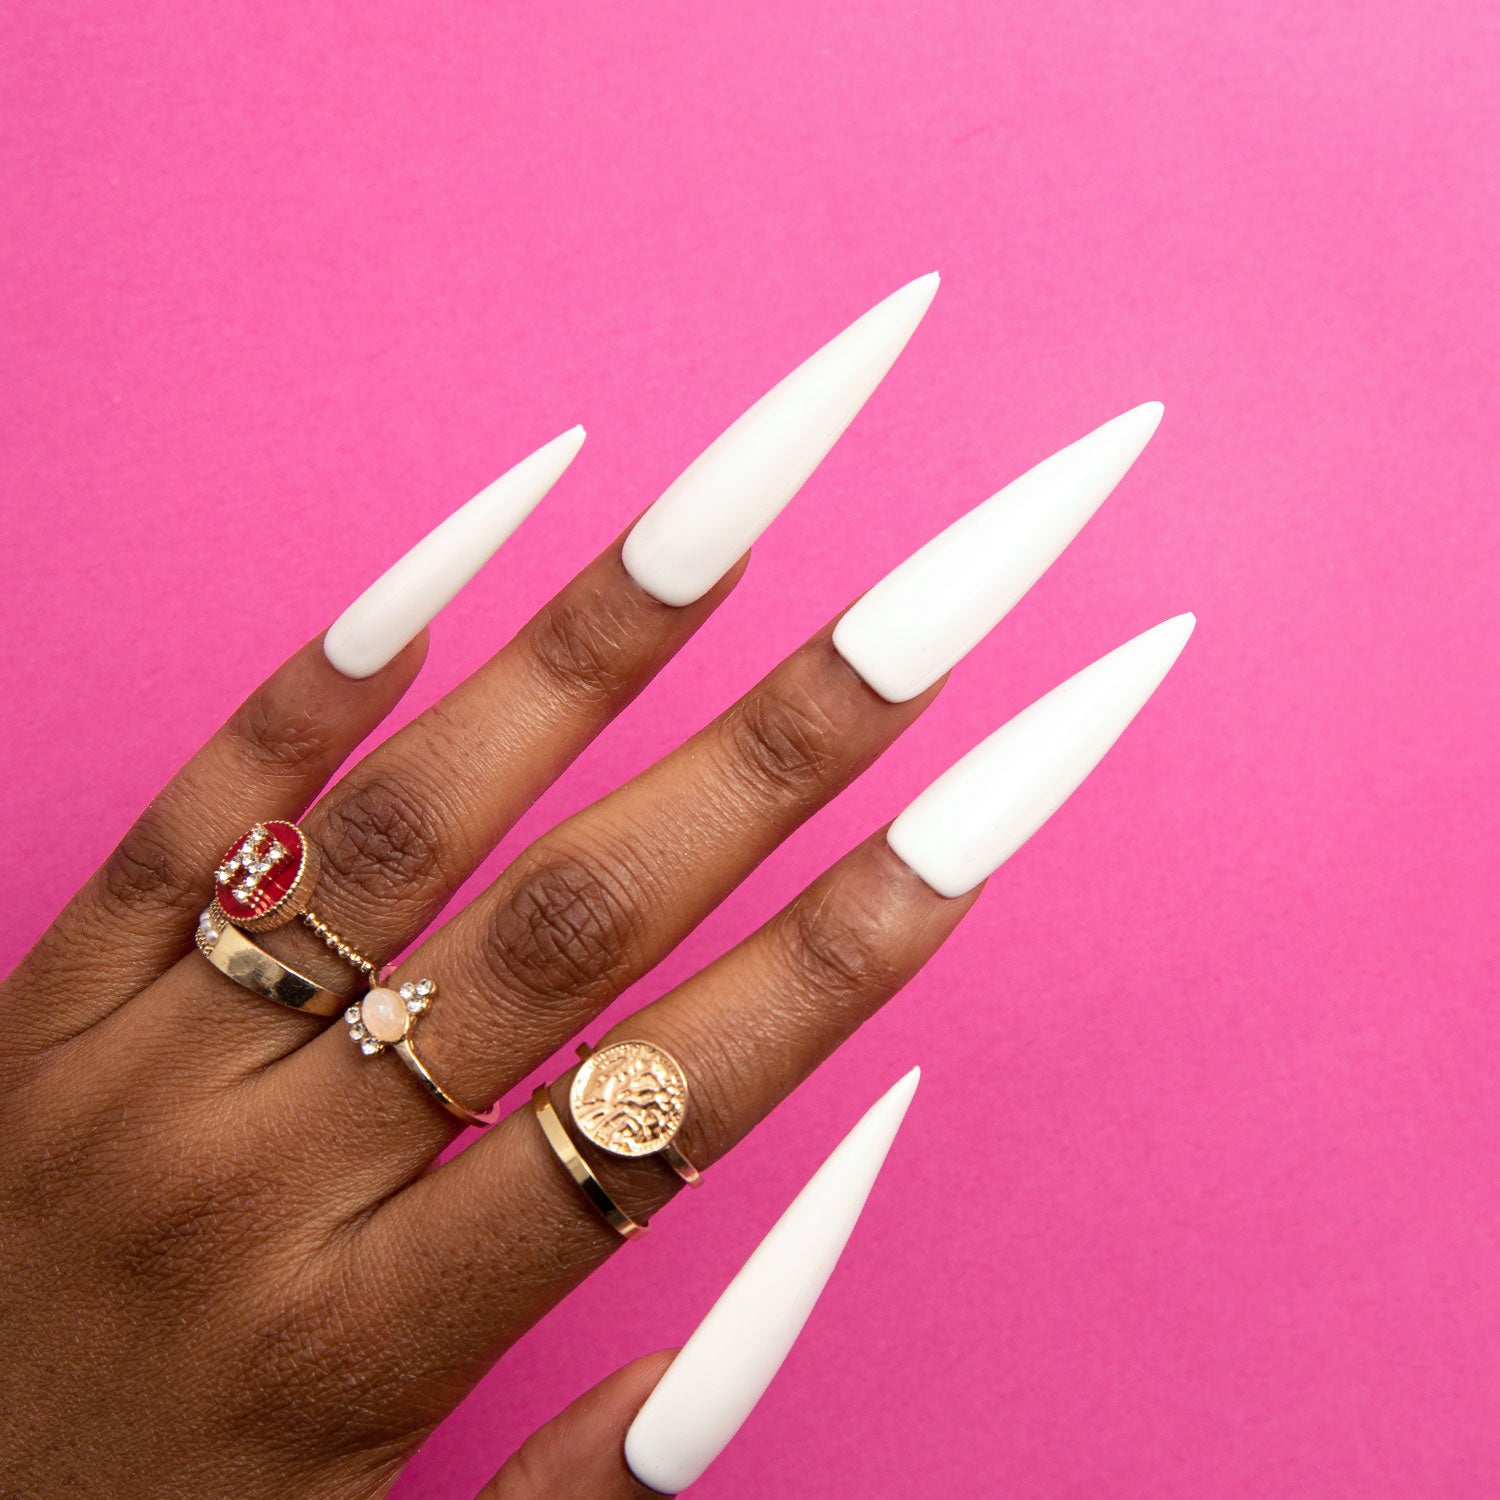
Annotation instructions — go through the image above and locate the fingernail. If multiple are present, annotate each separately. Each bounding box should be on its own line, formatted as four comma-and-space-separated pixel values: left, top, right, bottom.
322, 426, 586, 679
624, 1067, 921, 1493
833, 402, 1165, 702
622, 274, 940, 607
888, 614, 1196, 897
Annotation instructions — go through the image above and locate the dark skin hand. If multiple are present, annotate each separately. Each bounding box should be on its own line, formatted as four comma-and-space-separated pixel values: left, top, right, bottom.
0, 533, 979, 1498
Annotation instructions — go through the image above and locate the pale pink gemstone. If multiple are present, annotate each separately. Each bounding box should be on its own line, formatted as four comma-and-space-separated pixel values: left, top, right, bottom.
360, 987, 409, 1044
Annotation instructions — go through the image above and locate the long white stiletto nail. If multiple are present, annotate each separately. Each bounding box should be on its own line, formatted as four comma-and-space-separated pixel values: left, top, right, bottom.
833, 402, 1165, 702
624, 1068, 920, 1494
888, 614, 1195, 897
322, 426, 586, 679
622, 275, 940, 607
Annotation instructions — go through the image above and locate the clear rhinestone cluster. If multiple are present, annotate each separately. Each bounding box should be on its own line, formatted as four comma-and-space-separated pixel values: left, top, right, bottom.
346, 978, 434, 1056
215, 823, 289, 904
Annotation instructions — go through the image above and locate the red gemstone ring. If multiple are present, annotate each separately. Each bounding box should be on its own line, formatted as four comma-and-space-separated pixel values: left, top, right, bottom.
208, 820, 377, 980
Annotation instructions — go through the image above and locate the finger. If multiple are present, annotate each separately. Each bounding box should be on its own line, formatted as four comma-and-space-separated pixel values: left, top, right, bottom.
233, 272, 939, 996
4, 636, 424, 1053
8, 426, 584, 1055
355, 614, 1195, 1373
476, 1352, 675, 1500
279, 400, 1166, 1163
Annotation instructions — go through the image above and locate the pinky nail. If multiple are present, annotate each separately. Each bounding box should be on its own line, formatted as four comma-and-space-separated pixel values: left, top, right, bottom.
321, 425, 586, 679
623, 1068, 921, 1493
887, 614, 1196, 897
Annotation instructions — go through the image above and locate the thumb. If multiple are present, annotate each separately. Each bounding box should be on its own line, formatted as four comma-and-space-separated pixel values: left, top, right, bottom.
478, 1351, 678, 1499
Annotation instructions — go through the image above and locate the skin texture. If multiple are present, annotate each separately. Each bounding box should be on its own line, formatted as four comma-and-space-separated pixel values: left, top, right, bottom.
0, 531, 979, 1498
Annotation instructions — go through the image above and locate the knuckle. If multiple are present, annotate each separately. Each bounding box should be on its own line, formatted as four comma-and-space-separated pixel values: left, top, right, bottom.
99, 805, 198, 921
317, 771, 445, 905
722, 677, 841, 800
481, 849, 640, 1006
227, 684, 339, 780
528, 591, 640, 706
783, 886, 901, 1006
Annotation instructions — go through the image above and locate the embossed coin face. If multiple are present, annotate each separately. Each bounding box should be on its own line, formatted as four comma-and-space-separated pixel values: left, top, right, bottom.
570, 1041, 689, 1158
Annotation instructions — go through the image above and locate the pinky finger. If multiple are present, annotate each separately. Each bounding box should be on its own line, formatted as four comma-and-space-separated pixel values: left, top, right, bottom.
477, 1352, 676, 1500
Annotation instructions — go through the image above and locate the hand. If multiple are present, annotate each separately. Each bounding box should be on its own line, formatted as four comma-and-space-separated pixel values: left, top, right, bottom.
0, 278, 1187, 1497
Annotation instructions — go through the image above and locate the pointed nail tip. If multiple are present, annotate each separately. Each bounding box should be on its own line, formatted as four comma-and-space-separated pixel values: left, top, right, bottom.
868, 1066, 921, 1131
1122, 613, 1195, 676
1102, 399, 1163, 442
889, 270, 941, 311
890, 1065, 921, 1111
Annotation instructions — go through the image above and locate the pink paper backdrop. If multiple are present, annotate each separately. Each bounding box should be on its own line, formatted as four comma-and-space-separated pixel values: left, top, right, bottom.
4, 3, 1497, 1495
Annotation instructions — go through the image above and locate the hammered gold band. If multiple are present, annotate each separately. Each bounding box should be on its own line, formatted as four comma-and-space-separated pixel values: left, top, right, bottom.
531, 1087, 646, 1239
194, 907, 345, 1018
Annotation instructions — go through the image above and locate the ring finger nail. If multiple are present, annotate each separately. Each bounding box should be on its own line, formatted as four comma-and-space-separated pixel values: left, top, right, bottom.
888, 613, 1196, 897
833, 401, 1165, 702
622, 273, 940, 607
624, 1068, 920, 1494
322, 425, 586, 679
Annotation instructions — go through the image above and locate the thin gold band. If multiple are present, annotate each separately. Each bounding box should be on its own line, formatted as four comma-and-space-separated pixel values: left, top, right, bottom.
659, 1140, 701, 1186
531, 1086, 646, 1239
393, 1038, 502, 1129
195, 910, 345, 1018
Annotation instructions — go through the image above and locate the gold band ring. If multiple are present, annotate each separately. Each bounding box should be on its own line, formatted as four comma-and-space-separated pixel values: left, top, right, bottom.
345, 979, 501, 1129
194, 906, 345, 1017
532, 1087, 646, 1239
532, 1037, 702, 1239
212, 820, 377, 978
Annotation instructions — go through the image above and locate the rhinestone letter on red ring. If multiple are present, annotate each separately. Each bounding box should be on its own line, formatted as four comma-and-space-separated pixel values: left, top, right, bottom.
212, 820, 319, 932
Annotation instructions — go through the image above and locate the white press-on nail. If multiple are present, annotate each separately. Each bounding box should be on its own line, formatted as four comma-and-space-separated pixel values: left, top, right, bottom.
624, 1068, 921, 1494
833, 402, 1165, 702
322, 426, 586, 679
621, 274, 940, 607
888, 614, 1196, 897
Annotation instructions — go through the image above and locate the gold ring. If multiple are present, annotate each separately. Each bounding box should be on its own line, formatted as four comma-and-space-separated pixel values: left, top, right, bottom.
194, 906, 345, 1017
345, 978, 500, 1129
532, 1087, 646, 1239
570, 1039, 701, 1187
212, 820, 377, 978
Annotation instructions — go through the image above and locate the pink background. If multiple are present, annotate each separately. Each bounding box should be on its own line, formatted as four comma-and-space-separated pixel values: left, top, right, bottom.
4, 3, 1498, 1495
